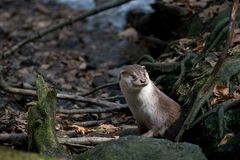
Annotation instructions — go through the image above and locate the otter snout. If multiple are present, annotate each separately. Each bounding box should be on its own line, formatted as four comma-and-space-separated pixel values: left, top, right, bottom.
132, 78, 148, 87
140, 79, 146, 84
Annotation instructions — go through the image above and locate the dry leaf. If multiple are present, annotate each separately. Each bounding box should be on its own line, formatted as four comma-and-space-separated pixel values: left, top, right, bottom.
98, 124, 117, 130
213, 85, 229, 97
233, 85, 240, 99
233, 29, 240, 45
96, 124, 118, 133
205, 57, 216, 67
218, 133, 235, 147
210, 85, 233, 105
63, 125, 87, 135
192, 40, 205, 52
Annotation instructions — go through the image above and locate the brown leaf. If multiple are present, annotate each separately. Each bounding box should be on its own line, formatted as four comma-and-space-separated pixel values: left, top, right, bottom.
192, 40, 205, 52
218, 133, 235, 147
63, 125, 87, 135
213, 85, 229, 97
98, 124, 117, 130
210, 85, 234, 105
96, 124, 118, 134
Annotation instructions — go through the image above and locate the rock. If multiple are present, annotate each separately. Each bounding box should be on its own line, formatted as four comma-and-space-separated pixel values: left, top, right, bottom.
75, 136, 207, 160
118, 27, 139, 42
88, 0, 154, 31
86, 39, 148, 69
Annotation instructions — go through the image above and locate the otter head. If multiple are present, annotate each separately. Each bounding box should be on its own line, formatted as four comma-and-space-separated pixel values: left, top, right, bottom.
119, 64, 150, 92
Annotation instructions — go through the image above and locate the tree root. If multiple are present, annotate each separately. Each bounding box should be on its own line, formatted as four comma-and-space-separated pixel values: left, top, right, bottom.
191, 99, 240, 138
175, 0, 239, 142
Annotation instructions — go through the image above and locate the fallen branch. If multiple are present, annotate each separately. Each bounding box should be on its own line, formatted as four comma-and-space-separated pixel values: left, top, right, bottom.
0, 0, 131, 59
0, 75, 126, 108
0, 133, 27, 145
58, 136, 118, 145
175, 0, 239, 142
0, 133, 117, 146
58, 105, 127, 114
62, 143, 94, 148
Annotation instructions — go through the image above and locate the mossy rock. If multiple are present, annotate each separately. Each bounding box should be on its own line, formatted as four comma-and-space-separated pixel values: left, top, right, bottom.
75, 136, 207, 160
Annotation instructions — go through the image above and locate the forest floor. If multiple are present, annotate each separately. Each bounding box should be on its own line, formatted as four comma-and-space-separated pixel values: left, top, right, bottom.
0, 0, 148, 153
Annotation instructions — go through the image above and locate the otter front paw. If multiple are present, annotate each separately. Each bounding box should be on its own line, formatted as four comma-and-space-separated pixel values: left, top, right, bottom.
141, 130, 154, 137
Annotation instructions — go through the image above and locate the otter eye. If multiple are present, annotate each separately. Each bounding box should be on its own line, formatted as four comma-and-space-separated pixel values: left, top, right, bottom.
131, 74, 137, 80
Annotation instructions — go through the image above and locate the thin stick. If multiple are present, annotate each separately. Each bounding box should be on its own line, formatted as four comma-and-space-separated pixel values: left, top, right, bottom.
58, 136, 118, 145
0, 0, 131, 59
175, 0, 239, 142
58, 105, 127, 114
0, 75, 126, 108
81, 82, 119, 96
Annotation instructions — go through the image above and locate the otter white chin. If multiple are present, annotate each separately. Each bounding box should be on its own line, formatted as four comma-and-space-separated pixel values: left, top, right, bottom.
119, 64, 182, 139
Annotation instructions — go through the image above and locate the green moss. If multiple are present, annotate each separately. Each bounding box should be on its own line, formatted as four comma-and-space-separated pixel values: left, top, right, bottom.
27, 75, 65, 157
0, 146, 54, 160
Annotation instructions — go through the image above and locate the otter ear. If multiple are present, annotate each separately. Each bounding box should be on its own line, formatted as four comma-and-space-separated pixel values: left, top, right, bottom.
119, 70, 125, 80
120, 70, 125, 75
141, 66, 146, 70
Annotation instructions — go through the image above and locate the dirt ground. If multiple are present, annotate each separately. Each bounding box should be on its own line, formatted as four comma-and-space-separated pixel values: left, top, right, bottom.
0, 0, 149, 152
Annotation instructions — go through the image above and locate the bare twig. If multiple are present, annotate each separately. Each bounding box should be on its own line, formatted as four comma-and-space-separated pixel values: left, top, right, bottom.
0, 75, 126, 109
175, 0, 239, 142
100, 95, 124, 100
81, 82, 119, 96
0, 0, 131, 59
72, 120, 108, 127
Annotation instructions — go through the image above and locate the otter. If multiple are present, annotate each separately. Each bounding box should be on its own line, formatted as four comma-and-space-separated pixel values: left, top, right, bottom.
119, 64, 182, 139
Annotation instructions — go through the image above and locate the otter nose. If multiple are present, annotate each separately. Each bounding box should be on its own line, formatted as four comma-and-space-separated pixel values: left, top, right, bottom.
140, 79, 146, 83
